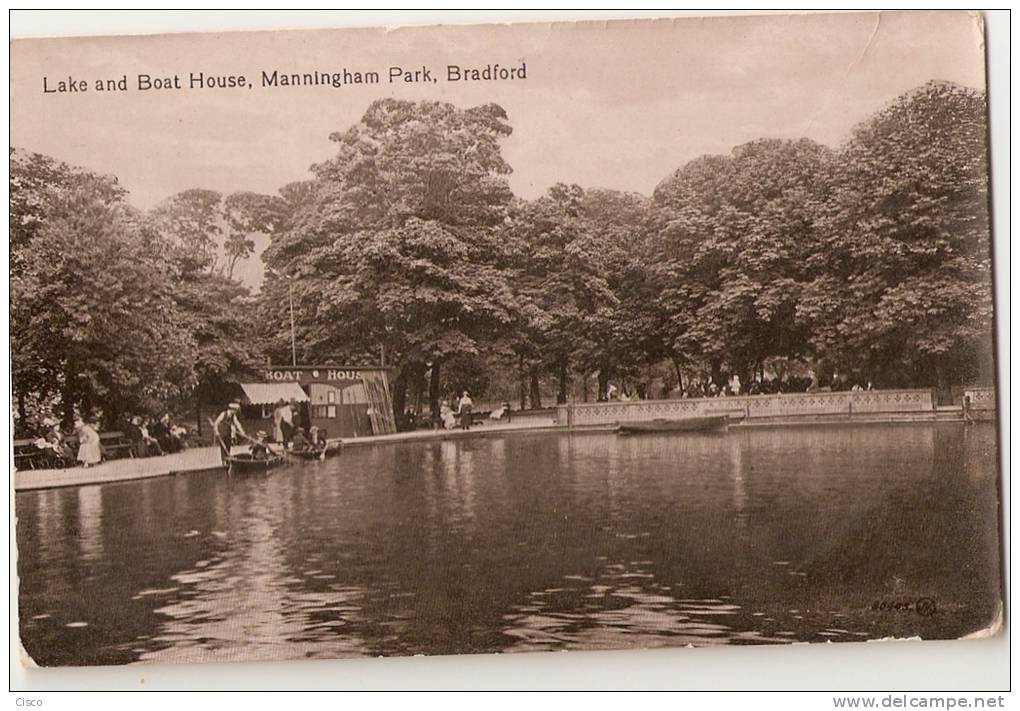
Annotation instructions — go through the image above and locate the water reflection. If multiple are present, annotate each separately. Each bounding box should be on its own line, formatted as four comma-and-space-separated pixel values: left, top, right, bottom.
16, 424, 1001, 665
76, 487, 103, 562
502, 558, 754, 651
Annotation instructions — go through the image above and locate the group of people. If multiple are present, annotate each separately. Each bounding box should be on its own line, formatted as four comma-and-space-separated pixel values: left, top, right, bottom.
30, 418, 87, 468
602, 372, 877, 402
28, 415, 173, 469
439, 390, 474, 430
212, 401, 328, 464
678, 375, 873, 398
124, 413, 187, 458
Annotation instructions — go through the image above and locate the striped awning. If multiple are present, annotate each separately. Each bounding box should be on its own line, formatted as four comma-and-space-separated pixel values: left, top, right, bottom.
239, 382, 310, 405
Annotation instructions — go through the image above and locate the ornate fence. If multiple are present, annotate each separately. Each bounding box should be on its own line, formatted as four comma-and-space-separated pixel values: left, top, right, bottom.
555, 389, 938, 428
963, 386, 996, 412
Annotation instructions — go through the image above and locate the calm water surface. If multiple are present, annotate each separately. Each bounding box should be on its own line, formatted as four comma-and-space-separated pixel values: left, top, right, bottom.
17, 424, 1001, 665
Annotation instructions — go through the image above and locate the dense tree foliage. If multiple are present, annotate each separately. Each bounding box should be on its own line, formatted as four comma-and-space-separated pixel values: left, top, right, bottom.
651, 138, 835, 385
798, 81, 993, 387
11, 80, 996, 433
261, 98, 518, 418
10, 152, 268, 429
11, 171, 196, 425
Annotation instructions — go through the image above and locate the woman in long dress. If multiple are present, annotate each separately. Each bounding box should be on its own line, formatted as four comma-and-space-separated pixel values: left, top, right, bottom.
75, 420, 102, 467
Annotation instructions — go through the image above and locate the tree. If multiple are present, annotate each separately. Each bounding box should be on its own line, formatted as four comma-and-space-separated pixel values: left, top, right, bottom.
11, 172, 197, 425
799, 80, 992, 387
148, 188, 225, 273
505, 185, 602, 406
261, 99, 519, 419
221, 191, 288, 279
146, 189, 273, 415
10, 148, 126, 275
651, 139, 834, 384
502, 185, 657, 405
573, 188, 657, 399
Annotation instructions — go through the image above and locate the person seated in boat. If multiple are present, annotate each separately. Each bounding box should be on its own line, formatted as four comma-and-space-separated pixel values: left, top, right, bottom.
249, 431, 273, 460
290, 426, 312, 452
307, 426, 328, 451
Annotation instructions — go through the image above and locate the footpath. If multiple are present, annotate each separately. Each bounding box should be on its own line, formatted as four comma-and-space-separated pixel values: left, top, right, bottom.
13, 415, 559, 492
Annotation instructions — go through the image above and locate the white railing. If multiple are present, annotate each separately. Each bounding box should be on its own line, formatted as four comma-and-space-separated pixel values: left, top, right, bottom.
963, 386, 996, 411
555, 389, 938, 427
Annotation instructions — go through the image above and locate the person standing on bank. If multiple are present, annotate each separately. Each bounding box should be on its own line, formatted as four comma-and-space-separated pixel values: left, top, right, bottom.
273, 399, 295, 447
458, 390, 473, 431
213, 402, 247, 465
75, 418, 102, 468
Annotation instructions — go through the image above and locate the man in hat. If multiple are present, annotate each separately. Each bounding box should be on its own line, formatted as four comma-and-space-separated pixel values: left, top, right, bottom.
213, 402, 247, 465
249, 430, 272, 460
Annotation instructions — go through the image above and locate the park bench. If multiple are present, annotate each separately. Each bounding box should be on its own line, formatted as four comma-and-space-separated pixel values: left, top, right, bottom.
97, 431, 135, 460
13, 438, 45, 470
13, 431, 135, 470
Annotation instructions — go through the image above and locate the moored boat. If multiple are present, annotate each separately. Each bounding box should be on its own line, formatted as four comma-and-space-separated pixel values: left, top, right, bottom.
616, 415, 729, 435
226, 452, 285, 473
288, 445, 338, 460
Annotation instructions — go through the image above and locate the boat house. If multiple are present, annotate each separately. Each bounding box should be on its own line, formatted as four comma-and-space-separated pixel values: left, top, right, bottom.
237, 365, 396, 439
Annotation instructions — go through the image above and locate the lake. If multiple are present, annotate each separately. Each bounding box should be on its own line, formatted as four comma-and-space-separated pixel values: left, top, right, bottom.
16, 423, 1001, 666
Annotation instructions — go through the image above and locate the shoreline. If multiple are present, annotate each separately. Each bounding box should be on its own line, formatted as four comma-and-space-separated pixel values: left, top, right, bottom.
12, 409, 992, 493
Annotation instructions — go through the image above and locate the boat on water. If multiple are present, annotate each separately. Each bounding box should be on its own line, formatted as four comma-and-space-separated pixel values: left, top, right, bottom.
288, 445, 338, 461
226, 452, 285, 473
616, 415, 730, 435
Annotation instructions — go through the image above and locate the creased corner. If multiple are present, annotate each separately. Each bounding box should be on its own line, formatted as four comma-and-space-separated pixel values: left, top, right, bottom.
961, 599, 1004, 640
19, 641, 40, 669
968, 10, 986, 52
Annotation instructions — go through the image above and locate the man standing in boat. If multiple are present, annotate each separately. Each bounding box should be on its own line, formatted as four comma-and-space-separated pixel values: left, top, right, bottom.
213, 402, 247, 465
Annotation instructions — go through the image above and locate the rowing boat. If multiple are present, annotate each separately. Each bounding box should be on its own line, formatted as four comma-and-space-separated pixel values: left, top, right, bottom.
616, 415, 729, 435
226, 452, 285, 473
288, 445, 337, 461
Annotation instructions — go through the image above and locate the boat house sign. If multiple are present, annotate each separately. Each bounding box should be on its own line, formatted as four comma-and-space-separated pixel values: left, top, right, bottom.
264, 367, 369, 384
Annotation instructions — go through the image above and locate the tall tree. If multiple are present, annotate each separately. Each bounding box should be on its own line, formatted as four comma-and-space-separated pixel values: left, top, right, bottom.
261, 99, 519, 419
148, 188, 225, 273
12, 172, 197, 425
799, 80, 992, 387
652, 139, 833, 384
221, 191, 288, 280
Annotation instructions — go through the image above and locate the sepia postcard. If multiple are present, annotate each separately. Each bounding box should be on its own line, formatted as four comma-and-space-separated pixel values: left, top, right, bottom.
10, 11, 1002, 670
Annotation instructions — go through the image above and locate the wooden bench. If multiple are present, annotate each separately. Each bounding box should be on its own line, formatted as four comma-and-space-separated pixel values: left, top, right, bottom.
13, 438, 44, 470
14, 430, 134, 470
99, 431, 135, 460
